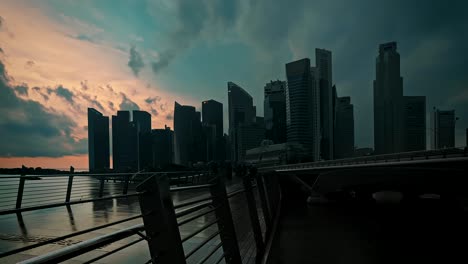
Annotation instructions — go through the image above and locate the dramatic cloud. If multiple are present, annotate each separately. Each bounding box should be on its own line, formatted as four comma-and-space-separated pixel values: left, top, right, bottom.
0, 60, 86, 157
14, 85, 28, 96
128, 46, 144, 76
165, 113, 173, 120
145, 96, 161, 104
119, 92, 140, 111
150, 1, 240, 73
46, 85, 74, 104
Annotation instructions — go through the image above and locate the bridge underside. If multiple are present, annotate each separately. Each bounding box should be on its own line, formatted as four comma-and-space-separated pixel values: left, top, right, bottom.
266, 164, 468, 264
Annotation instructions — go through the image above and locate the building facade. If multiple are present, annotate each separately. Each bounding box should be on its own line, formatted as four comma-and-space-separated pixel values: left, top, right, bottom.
87, 108, 110, 172
316, 48, 334, 160
373, 42, 404, 154
264, 80, 287, 144
174, 102, 203, 166
112, 111, 138, 171
132, 110, 152, 170
431, 109, 455, 149
334, 97, 355, 159
151, 126, 174, 169
228, 82, 258, 163
202, 99, 224, 162
402, 96, 426, 151
285, 58, 320, 162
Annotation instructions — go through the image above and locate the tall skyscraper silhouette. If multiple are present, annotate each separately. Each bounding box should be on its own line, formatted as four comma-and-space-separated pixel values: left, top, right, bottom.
151, 125, 174, 168
402, 96, 426, 151
431, 109, 456, 149
112, 111, 137, 171
87, 108, 110, 172
228, 82, 263, 163
264, 80, 287, 144
174, 102, 202, 166
285, 59, 320, 162
132, 110, 152, 170
202, 99, 224, 161
373, 42, 404, 154
334, 97, 355, 159
316, 49, 334, 160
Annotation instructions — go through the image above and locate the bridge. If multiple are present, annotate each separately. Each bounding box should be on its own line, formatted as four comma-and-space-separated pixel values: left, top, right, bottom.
0, 147, 466, 263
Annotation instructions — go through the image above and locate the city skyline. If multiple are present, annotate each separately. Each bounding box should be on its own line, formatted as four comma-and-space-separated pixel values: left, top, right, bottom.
1, 0, 467, 168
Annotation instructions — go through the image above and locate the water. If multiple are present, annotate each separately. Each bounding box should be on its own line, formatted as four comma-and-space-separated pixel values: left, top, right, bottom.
0, 175, 258, 263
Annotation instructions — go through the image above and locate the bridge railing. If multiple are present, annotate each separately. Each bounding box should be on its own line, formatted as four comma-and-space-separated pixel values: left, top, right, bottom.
4, 169, 283, 264
263, 146, 468, 172
0, 169, 210, 215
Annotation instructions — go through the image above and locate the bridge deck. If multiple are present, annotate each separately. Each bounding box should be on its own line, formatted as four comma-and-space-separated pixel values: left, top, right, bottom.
268, 190, 468, 264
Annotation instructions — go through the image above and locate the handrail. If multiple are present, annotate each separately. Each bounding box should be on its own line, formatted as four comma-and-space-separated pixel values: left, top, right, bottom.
18, 224, 145, 264
0, 170, 209, 178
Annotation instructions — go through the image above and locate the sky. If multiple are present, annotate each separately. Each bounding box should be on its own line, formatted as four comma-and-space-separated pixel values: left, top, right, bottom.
0, 0, 467, 169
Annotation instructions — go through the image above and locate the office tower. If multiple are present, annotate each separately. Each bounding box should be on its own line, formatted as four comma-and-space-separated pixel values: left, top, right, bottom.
151, 125, 174, 168
466, 128, 468, 147
87, 108, 110, 172
132, 110, 152, 170
316, 48, 334, 160
112, 111, 137, 171
373, 42, 404, 154
402, 96, 426, 151
202, 124, 217, 162
174, 102, 202, 166
264, 80, 287, 144
228, 82, 258, 163
202, 99, 224, 161
285, 59, 320, 162
431, 109, 456, 149
334, 97, 355, 159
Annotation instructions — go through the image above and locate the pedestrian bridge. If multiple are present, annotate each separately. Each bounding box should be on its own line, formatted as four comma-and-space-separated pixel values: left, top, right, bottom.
0, 147, 466, 263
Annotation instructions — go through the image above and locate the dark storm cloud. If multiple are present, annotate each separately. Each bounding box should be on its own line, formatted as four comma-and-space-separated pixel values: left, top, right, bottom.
128, 46, 145, 76
119, 92, 140, 111
165, 113, 173, 120
150, 0, 240, 73
0, 60, 86, 157
108, 101, 115, 111
145, 96, 161, 104
150, 108, 158, 116
14, 85, 28, 96
78, 92, 104, 112
56, 86, 74, 103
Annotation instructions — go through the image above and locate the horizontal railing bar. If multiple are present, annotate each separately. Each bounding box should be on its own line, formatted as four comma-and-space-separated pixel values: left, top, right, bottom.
0, 171, 208, 179
175, 201, 213, 219
170, 184, 214, 192
0, 193, 140, 215
178, 207, 217, 226
18, 224, 145, 264
185, 230, 220, 259
22, 190, 66, 195
196, 241, 223, 264
173, 196, 213, 210
181, 219, 219, 243
227, 188, 245, 199
82, 237, 145, 264
0, 215, 143, 258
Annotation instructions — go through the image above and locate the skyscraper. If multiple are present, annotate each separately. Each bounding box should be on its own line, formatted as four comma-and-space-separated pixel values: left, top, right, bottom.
373, 42, 404, 154
264, 80, 287, 144
285, 59, 320, 162
316, 48, 334, 160
334, 97, 355, 159
87, 108, 109, 172
132, 110, 152, 170
431, 109, 455, 149
151, 125, 174, 169
174, 102, 202, 166
228, 82, 258, 163
112, 111, 137, 171
202, 99, 224, 161
402, 96, 426, 151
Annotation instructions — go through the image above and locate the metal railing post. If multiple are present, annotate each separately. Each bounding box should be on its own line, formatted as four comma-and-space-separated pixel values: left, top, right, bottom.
98, 176, 105, 198
65, 166, 74, 203
16, 166, 26, 209
122, 174, 129, 195
137, 174, 186, 264
209, 169, 242, 264
242, 169, 265, 262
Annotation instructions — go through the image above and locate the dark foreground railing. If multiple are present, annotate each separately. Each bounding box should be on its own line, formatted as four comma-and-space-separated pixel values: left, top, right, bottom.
1, 169, 282, 264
